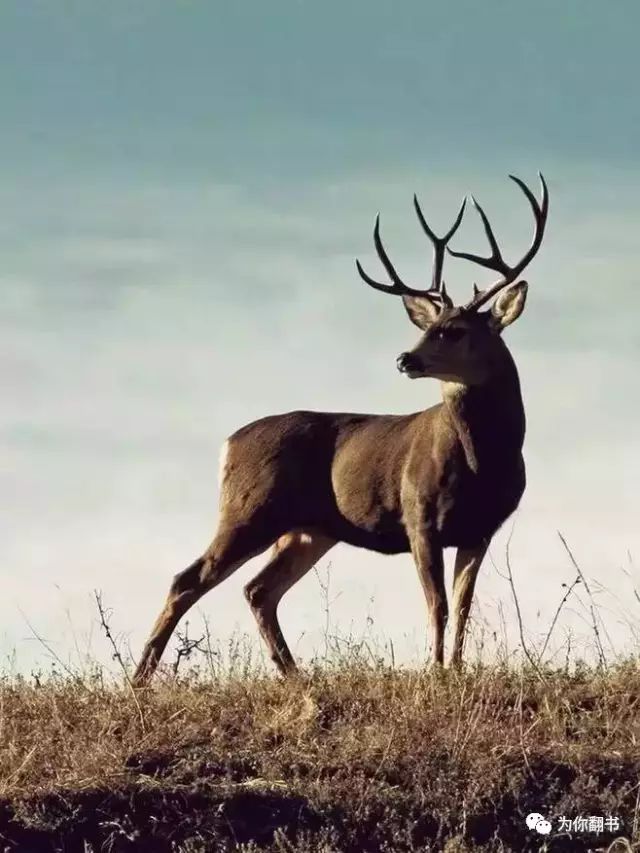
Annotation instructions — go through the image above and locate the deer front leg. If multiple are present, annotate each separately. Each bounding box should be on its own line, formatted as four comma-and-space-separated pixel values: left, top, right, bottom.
410, 531, 448, 666
450, 541, 488, 668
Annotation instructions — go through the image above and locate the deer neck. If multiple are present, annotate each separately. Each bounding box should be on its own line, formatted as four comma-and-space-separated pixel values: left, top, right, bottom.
440, 350, 525, 475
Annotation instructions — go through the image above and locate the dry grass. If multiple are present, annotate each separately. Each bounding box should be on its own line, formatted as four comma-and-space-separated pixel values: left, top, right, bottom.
0, 653, 639, 852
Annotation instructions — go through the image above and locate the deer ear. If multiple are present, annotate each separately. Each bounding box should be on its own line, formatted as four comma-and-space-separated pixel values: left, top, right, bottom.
490, 281, 528, 331
402, 294, 441, 330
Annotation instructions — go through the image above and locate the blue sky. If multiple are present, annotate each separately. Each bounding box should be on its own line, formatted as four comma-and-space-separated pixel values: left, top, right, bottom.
2, 2, 639, 670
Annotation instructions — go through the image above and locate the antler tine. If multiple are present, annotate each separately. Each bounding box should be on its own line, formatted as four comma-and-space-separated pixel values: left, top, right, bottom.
413, 195, 466, 294
447, 173, 549, 311
356, 196, 470, 302
355, 215, 431, 297
449, 196, 507, 272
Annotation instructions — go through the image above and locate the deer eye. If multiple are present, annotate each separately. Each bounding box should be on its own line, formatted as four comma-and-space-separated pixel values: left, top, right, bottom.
435, 327, 464, 342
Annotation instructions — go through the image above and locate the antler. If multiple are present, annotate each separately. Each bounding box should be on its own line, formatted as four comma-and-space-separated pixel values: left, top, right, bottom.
356, 196, 467, 305
448, 173, 549, 311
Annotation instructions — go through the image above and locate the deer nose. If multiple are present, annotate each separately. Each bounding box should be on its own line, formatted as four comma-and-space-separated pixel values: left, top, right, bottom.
396, 352, 422, 374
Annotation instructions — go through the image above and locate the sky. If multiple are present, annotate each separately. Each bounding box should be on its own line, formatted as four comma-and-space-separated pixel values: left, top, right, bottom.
2, 1, 639, 672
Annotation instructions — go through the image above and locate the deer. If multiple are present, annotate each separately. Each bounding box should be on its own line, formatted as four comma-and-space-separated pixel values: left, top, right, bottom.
133, 173, 549, 685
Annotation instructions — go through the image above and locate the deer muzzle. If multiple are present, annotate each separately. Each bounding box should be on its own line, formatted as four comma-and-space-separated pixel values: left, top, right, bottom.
396, 351, 423, 376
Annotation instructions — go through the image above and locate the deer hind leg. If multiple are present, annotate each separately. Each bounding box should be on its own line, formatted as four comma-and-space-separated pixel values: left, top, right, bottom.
450, 542, 488, 668
133, 524, 275, 686
244, 530, 335, 676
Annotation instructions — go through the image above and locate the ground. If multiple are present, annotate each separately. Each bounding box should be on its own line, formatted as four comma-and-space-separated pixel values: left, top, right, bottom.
0, 654, 638, 852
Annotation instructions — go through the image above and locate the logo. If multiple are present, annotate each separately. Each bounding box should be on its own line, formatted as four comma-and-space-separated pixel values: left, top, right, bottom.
526, 813, 552, 835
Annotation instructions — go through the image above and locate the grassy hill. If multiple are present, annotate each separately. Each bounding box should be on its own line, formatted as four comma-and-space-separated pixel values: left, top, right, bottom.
0, 655, 638, 852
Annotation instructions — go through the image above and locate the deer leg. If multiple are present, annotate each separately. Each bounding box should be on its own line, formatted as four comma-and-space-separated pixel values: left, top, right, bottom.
133, 525, 274, 686
244, 530, 335, 676
450, 542, 488, 668
411, 532, 448, 666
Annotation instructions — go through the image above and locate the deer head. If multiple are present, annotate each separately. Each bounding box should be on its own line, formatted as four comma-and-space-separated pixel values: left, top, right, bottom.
356, 174, 549, 386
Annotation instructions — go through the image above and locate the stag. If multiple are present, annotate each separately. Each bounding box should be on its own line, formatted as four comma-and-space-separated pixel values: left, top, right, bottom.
133, 173, 549, 683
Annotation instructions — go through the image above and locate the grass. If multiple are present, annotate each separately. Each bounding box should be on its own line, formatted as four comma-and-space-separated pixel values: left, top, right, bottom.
0, 653, 639, 852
